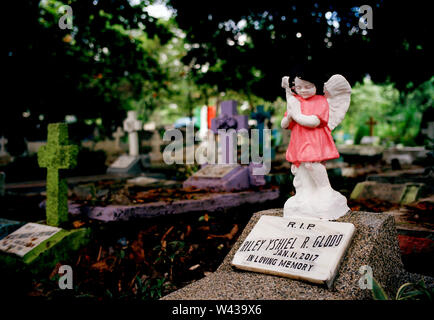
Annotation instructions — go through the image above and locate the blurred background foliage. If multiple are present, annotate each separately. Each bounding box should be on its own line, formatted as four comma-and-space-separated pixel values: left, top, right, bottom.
3, 0, 433, 151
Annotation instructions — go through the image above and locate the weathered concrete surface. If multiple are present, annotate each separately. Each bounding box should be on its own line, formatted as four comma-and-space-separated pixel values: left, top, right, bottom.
162, 209, 434, 300
71, 188, 280, 222
350, 181, 425, 205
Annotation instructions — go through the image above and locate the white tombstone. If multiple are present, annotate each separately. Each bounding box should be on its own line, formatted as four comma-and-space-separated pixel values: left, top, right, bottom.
112, 126, 125, 151
150, 130, 164, 163
232, 215, 355, 288
360, 136, 380, 145
123, 111, 142, 157
0, 223, 61, 257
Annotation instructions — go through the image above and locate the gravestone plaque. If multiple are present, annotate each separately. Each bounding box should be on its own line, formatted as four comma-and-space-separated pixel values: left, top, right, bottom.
110, 155, 137, 169
107, 155, 141, 174
193, 164, 240, 179
231, 215, 355, 288
0, 223, 61, 257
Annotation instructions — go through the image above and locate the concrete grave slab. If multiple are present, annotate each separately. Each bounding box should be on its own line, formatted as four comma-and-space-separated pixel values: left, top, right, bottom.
107, 155, 143, 174
350, 181, 424, 205
183, 164, 251, 192
71, 188, 279, 222
0, 223, 90, 274
162, 209, 433, 300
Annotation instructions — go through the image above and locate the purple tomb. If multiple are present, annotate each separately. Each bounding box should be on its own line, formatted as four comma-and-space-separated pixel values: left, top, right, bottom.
184, 100, 266, 192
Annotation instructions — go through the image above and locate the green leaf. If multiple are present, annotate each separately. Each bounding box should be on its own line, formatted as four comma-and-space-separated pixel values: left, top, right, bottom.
372, 278, 389, 300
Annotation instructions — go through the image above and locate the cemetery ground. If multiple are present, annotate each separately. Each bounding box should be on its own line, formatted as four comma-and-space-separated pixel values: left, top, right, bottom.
1, 154, 433, 301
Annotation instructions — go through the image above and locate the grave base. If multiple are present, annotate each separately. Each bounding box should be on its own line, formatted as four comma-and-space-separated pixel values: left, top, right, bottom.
107, 155, 146, 175
183, 164, 250, 192
162, 209, 434, 300
0, 227, 90, 274
72, 188, 279, 222
350, 181, 424, 205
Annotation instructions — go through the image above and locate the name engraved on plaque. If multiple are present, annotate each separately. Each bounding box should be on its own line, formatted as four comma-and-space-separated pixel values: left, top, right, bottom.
231, 215, 355, 288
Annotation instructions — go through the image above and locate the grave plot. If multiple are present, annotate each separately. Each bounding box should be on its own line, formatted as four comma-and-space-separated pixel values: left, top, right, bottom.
67, 183, 279, 222
2, 200, 278, 300
66, 100, 280, 223
163, 209, 434, 300
348, 166, 434, 277
0, 123, 90, 278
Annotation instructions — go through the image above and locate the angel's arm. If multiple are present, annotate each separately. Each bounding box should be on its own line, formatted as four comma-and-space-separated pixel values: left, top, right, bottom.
292, 112, 320, 128
281, 76, 320, 128
281, 78, 292, 129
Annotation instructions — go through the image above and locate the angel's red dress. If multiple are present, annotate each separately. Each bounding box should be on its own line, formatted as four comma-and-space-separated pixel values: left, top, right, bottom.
284, 94, 340, 167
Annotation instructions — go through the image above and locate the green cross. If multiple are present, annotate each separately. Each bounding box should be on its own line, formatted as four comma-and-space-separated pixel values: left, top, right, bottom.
38, 123, 78, 226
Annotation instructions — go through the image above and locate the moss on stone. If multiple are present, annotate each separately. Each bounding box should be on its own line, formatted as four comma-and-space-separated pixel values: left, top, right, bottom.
0, 227, 90, 275
37, 123, 78, 226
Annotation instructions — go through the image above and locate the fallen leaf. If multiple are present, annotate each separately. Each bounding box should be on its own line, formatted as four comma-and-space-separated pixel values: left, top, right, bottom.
72, 220, 85, 228
161, 226, 174, 243
207, 224, 239, 240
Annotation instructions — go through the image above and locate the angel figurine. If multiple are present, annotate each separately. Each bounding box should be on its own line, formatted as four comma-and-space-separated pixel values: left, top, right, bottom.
281, 72, 352, 220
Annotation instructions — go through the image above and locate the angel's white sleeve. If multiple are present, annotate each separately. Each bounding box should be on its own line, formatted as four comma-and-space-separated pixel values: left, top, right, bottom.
287, 95, 320, 128
292, 113, 320, 128
324, 74, 352, 130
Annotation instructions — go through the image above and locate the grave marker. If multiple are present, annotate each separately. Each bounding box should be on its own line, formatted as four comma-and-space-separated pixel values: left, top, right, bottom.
184, 100, 266, 191
37, 123, 78, 226
251, 105, 271, 143
231, 215, 355, 288
112, 126, 125, 151
123, 111, 142, 157
0, 223, 61, 257
163, 209, 417, 300
107, 112, 143, 174
149, 130, 164, 163
366, 116, 377, 137
0, 123, 89, 274
211, 100, 248, 164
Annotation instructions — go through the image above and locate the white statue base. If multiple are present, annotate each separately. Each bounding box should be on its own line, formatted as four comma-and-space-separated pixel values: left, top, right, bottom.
283, 163, 350, 220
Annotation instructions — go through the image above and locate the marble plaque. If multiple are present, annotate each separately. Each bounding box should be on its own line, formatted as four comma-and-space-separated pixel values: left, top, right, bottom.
110, 155, 137, 169
231, 215, 355, 288
0, 223, 61, 257
193, 164, 239, 179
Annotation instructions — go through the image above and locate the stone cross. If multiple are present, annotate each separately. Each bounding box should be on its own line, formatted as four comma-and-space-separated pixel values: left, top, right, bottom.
251, 105, 271, 143
366, 116, 377, 137
150, 130, 164, 163
211, 100, 248, 164
0, 136, 8, 156
38, 123, 78, 227
123, 111, 142, 157
112, 126, 124, 151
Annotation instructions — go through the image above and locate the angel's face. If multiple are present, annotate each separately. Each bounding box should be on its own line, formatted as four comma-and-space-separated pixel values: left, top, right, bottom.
294, 77, 316, 99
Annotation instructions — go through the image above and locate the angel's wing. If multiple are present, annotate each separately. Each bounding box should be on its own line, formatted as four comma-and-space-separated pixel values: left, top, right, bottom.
324, 74, 352, 131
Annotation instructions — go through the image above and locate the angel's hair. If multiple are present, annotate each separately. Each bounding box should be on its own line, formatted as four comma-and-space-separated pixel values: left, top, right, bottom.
288, 62, 328, 95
